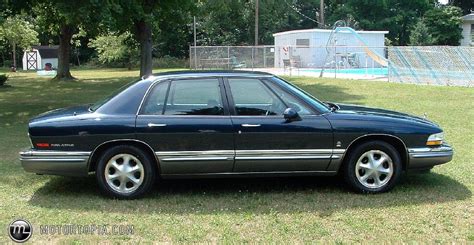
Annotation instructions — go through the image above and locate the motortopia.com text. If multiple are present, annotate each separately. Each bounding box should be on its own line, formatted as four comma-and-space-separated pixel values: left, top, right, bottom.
39, 224, 134, 236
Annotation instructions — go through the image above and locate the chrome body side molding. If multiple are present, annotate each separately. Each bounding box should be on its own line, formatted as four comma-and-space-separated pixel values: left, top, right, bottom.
161, 170, 338, 179
155, 149, 346, 174
407, 144, 453, 169
19, 149, 91, 176
155, 149, 346, 162
156, 150, 235, 162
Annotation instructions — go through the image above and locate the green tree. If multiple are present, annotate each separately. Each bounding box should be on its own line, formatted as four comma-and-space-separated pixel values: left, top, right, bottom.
89, 32, 138, 69
0, 15, 38, 69
423, 5, 463, 45
327, 0, 434, 45
195, 0, 321, 46
409, 18, 434, 45
110, 0, 194, 77
449, 0, 473, 15
28, 0, 109, 80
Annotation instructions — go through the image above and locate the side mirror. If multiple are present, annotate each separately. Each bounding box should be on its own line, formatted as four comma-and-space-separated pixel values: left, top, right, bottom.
284, 108, 301, 122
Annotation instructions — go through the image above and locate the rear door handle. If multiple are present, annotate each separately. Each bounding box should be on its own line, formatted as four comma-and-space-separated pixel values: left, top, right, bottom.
241, 124, 261, 127
148, 123, 167, 127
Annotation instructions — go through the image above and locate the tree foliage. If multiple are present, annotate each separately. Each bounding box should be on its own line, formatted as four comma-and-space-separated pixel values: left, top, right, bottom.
0, 0, 468, 73
89, 32, 138, 69
327, 0, 434, 45
449, 0, 473, 15
422, 5, 463, 45
0, 15, 38, 68
0, 15, 38, 49
409, 18, 434, 45
29, 0, 110, 80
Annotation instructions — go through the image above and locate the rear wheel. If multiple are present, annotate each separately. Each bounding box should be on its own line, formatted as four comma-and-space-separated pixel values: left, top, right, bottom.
96, 145, 156, 199
343, 141, 402, 193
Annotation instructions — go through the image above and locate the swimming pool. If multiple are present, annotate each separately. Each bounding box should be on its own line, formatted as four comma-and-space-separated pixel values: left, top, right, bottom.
305, 68, 388, 76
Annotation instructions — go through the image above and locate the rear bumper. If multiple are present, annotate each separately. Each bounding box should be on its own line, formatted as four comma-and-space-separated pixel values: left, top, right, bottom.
407, 145, 453, 170
19, 149, 91, 176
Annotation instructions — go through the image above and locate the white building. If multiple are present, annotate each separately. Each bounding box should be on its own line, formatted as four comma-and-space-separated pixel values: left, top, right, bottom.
273, 28, 388, 68
460, 13, 474, 46
22, 45, 59, 70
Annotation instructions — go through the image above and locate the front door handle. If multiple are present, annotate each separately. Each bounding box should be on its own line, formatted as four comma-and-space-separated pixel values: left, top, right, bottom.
241, 124, 261, 127
148, 123, 167, 127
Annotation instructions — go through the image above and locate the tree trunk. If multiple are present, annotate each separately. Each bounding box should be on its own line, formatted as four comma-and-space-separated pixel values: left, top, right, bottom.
135, 20, 153, 77
12, 42, 16, 69
54, 24, 75, 81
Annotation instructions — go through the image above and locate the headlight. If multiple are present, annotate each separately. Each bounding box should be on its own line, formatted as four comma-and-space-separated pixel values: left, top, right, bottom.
427, 132, 444, 146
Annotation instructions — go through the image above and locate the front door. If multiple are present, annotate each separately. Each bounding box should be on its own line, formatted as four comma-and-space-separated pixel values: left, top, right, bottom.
225, 77, 333, 172
136, 78, 234, 175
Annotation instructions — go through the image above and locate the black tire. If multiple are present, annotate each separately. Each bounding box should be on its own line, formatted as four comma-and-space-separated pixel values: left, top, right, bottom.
96, 145, 156, 199
343, 140, 402, 193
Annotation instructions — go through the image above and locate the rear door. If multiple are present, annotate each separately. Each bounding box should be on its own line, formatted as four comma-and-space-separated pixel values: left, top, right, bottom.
136, 77, 235, 175
224, 77, 333, 172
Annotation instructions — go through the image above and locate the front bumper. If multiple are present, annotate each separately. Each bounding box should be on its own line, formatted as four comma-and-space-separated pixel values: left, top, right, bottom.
407, 144, 453, 170
19, 149, 91, 176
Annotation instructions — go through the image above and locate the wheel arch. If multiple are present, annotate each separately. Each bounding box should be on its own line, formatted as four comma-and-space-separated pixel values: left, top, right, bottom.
340, 134, 409, 171
88, 139, 159, 173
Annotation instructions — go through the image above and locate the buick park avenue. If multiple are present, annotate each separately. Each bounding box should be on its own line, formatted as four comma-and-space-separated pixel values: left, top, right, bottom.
20, 71, 453, 198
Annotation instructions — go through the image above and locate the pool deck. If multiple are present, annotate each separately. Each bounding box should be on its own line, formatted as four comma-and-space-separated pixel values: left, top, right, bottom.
241, 68, 389, 81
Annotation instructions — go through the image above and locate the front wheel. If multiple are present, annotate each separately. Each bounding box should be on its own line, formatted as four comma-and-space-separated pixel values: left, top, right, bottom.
96, 145, 156, 199
343, 141, 402, 193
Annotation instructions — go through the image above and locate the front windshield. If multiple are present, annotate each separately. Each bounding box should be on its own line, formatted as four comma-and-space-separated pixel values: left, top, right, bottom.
89, 80, 138, 111
271, 77, 331, 113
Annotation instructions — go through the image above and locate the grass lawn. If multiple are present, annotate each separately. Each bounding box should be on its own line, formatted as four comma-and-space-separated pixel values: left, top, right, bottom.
0, 68, 472, 243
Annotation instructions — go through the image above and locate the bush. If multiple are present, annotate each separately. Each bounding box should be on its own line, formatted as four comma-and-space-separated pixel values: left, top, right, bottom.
153, 56, 188, 68
0, 74, 8, 86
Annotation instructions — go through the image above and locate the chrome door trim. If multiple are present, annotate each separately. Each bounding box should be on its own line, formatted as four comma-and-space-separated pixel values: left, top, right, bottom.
156, 150, 235, 156
236, 149, 336, 155
161, 170, 338, 179
155, 149, 345, 162
235, 155, 332, 160
161, 157, 232, 162
156, 150, 234, 162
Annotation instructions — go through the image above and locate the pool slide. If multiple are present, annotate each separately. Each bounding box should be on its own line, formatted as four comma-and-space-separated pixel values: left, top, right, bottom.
333, 27, 388, 67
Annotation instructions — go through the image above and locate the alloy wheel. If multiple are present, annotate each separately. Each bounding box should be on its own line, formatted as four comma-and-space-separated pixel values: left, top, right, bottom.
355, 150, 394, 189
104, 153, 145, 194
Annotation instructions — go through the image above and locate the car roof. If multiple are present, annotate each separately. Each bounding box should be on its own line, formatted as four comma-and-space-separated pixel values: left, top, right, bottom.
148, 70, 275, 80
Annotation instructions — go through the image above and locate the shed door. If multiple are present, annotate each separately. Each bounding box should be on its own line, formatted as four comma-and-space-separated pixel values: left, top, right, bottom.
26, 51, 38, 70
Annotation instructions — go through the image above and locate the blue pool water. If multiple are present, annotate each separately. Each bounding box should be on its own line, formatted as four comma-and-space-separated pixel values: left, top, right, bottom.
306, 68, 388, 76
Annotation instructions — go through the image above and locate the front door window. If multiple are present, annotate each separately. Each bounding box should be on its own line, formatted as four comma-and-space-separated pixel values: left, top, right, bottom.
227, 78, 286, 116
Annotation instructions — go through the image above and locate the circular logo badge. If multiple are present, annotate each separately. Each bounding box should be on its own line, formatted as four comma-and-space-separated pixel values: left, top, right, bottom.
8, 219, 33, 243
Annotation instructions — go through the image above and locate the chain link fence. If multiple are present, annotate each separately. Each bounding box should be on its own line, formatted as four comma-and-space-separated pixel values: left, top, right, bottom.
189, 46, 275, 70
388, 46, 474, 87
190, 45, 473, 87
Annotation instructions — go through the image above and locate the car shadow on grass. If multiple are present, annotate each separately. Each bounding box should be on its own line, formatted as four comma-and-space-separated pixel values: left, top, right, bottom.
28, 172, 471, 216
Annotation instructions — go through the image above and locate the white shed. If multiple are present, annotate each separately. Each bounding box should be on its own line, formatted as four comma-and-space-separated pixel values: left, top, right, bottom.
273, 28, 388, 68
22, 45, 59, 70
460, 13, 473, 46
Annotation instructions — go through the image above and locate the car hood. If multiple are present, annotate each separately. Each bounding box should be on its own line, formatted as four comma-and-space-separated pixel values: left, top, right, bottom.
30, 105, 92, 123
332, 103, 438, 127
